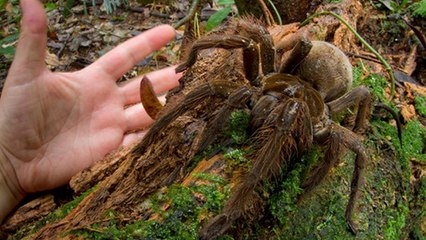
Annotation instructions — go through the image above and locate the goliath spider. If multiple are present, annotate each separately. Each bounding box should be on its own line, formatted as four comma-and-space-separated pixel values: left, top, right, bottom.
138, 19, 371, 239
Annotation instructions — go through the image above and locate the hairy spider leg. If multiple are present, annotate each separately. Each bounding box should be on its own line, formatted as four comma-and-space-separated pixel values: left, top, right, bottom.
302, 85, 371, 185
249, 93, 279, 130
140, 76, 164, 120
300, 125, 342, 196
175, 35, 260, 84
335, 124, 367, 234
327, 86, 371, 133
132, 80, 244, 154
300, 123, 367, 234
199, 99, 313, 239
195, 86, 252, 153
300, 86, 371, 234
375, 103, 403, 144
235, 18, 276, 75
279, 37, 313, 73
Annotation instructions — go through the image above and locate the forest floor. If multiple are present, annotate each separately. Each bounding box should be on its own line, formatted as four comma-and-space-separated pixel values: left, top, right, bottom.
0, 0, 425, 239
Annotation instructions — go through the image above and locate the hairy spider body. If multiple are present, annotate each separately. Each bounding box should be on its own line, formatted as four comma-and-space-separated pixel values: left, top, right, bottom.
139, 18, 371, 239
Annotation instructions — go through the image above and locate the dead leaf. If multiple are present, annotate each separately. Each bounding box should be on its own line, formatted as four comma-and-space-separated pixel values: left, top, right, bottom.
395, 70, 419, 85
5, 2, 13, 13
45, 50, 61, 67
403, 45, 417, 75
400, 103, 416, 121
405, 82, 426, 97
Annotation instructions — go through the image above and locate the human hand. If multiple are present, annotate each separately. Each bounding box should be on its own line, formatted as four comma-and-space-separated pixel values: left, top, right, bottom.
0, 0, 180, 221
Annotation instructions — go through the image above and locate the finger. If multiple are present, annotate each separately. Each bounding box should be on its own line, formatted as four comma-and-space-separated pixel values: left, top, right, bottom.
124, 96, 166, 132
8, 0, 47, 81
119, 66, 181, 105
122, 130, 147, 146
124, 96, 166, 131
90, 25, 176, 80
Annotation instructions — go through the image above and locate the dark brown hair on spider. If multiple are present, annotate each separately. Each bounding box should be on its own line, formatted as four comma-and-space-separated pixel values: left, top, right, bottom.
139, 18, 371, 239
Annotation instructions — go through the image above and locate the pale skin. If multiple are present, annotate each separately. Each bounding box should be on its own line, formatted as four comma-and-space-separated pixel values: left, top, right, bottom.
0, 0, 181, 222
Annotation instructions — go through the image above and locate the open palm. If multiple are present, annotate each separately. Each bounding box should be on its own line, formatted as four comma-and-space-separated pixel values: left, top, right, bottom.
0, 0, 180, 197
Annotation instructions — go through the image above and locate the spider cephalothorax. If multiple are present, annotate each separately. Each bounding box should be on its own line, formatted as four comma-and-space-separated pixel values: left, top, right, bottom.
139, 18, 371, 239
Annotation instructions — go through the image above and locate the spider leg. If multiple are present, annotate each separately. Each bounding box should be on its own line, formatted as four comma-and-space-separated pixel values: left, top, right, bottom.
175, 35, 260, 84
132, 80, 242, 154
236, 19, 276, 75
199, 99, 313, 239
302, 123, 367, 234
334, 124, 367, 234
196, 86, 252, 153
327, 86, 371, 133
249, 93, 279, 131
279, 37, 313, 73
300, 127, 342, 196
140, 76, 164, 120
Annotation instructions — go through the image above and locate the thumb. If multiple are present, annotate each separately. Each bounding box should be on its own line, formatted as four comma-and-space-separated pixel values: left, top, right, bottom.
8, 0, 47, 80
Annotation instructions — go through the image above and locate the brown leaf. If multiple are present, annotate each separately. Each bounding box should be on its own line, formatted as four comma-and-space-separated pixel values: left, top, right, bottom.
400, 103, 416, 121
45, 50, 61, 67
405, 82, 426, 97
403, 45, 417, 75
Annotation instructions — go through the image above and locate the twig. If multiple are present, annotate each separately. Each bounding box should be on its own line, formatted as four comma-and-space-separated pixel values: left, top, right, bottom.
402, 18, 426, 50
301, 11, 397, 101
267, 0, 282, 25
257, 0, 275, 25
345, 52, 382, 64
173, 0, 200, 29
150, 11, 171, 19
57, 33, 71, 59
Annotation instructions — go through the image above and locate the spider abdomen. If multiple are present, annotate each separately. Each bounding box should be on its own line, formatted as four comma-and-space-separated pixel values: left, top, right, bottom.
294, 41, 353, 102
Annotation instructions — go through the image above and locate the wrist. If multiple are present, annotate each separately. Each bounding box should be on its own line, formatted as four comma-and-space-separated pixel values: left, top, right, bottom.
0, 149, 25, 223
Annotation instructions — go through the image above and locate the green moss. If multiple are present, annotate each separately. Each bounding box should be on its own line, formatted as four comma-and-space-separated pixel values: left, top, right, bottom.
68, 173, 230, 239
39, 185, 98, 229
192, 172, 227, 185
268, 146, 323, 232
371, 118, 426, 160
225, 110, 250, 145
370, 119, 426, 185
191, 173, 230, 213
368, 119, 426, 238
224, 148, 248, 163
132, 174, 229, 239
352, 62, 363, 87
402, 120, 426, 163
223, 148, 251, 170
384, 203, 409, 239
269, 163, 304, 225
8, 185, 99, 240
363, 73, 389, 103
133, 185, 200, 239
411, 177, 426, 239
411, 0, 426, 18
415, 95, 426, 118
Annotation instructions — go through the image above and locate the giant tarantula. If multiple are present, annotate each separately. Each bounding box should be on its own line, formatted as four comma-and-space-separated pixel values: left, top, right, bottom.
138, 19, 371, 238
